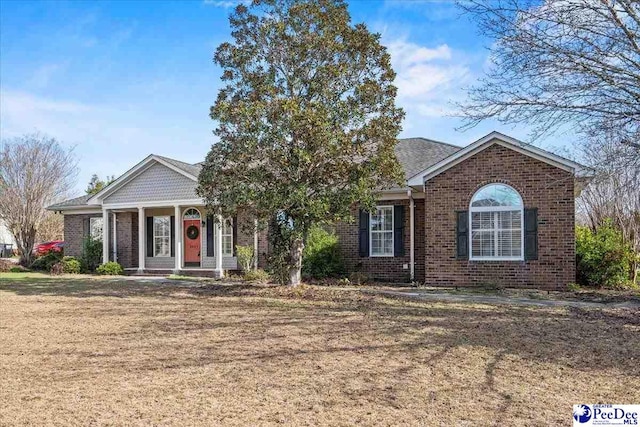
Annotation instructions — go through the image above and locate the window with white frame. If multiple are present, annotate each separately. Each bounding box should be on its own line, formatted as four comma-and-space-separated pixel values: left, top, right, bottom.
221, 218, 233, 256
89, 217, 103, 241
153, 216, 171, 257
470, 184, 523, 260
370, 206, 393, 257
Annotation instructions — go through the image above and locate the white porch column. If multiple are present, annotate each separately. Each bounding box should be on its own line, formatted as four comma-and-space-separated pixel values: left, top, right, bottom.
409, 191, 415, 282
174, 205, 181, 273
102, 209, 109, 264
138, 207, 145, 273
215, 215, 224, 278
112, 212, 117, 262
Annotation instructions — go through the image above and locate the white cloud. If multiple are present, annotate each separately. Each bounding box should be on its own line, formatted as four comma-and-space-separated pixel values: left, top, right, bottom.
0, 90, 212, 195
27, 63, 67, 89
385, 38, 473, 118
203, 0, 245, 7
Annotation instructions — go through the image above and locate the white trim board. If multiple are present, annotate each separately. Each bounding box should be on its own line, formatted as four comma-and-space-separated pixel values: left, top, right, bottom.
57, 208, 102, 215
103, 199, 205, 210
407, 131, 592, 186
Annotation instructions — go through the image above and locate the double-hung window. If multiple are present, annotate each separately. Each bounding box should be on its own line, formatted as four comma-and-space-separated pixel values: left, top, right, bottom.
370, 206, 393, 257
221, 218, 233, 256
153, 216, 171, 257
470, 184, 523, 260
89, 217, 103, 241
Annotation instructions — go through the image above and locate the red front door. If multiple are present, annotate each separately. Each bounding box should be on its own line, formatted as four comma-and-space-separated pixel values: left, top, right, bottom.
184, 219, 201, 266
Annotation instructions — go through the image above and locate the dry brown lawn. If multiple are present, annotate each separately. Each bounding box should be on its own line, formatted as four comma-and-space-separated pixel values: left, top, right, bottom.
1, 275, 638, 426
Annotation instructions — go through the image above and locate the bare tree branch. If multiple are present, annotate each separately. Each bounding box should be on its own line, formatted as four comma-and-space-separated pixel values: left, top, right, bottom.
0, 133, 78, 266
457, 0, 640, 163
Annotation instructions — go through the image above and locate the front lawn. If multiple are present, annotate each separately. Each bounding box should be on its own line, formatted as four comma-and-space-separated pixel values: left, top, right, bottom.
0, 275, 638, 426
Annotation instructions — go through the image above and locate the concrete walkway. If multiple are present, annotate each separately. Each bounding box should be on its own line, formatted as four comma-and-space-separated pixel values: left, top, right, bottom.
359, 288, 640, 309
115, 276, 640, 310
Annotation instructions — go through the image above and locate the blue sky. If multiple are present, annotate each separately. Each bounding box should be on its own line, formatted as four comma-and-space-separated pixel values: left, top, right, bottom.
1, 0, 554, 195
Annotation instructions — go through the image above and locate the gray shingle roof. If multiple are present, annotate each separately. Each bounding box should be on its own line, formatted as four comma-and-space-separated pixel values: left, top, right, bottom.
154, 155, 203, 178
395, 137, 462, 180
48, 194, 93, 210
50, 139, 461, 210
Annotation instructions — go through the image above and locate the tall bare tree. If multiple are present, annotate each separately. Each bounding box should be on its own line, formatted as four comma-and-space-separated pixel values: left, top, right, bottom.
36, 212, 64, 243
576, 134, 640, 283
458, 0, 640, 164
0, 133, 78, 265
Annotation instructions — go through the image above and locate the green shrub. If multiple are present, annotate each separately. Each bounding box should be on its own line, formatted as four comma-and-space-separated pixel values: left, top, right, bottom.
29, 251, 63, 271
9, 266, 25, 273
244, 269, 270, 283
62, 256, 81, 274
567, 283, 581, 292
96, 262, 123, 276
302, 226, 345, 279
236, 245, 255, 272
576, 222, 634, 288
81, 237, 103, 272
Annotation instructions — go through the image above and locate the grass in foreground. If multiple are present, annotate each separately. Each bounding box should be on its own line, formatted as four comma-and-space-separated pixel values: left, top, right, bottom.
0, 276, 638, 426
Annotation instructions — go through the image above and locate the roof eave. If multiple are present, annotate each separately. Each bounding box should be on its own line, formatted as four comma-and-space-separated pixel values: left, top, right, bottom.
407, 131, 589, 185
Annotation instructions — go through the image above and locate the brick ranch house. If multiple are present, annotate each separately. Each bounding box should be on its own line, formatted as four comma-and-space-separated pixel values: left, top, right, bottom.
48, 132, 590, 289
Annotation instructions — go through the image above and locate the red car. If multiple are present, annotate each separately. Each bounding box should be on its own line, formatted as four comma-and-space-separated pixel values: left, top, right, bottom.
34, 240, 64, 256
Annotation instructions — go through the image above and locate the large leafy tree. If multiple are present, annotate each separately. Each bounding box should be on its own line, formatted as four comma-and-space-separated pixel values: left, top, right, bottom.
198, 0, 404, 286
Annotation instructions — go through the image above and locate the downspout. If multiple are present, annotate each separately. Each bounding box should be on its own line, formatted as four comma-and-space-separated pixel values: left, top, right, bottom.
408, 189, 415, 282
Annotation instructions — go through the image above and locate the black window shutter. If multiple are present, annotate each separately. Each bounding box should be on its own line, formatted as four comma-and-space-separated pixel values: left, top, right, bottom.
170, 216, 175, 257
232, 216, 238, 256
206, 215, 214, 257
358, 209, 369, 257
456, 211, 468, 259
393, 205, 405, 257
524, 208, 538, 260
146, 217, 154, 258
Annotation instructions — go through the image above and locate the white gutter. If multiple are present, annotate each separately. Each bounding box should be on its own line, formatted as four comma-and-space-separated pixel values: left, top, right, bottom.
408, 189, 415, 282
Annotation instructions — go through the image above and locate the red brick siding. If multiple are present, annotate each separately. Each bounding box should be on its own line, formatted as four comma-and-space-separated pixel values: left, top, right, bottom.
423, 143, 575, 290
115, 212, 137, 268
63, 214, 102, 258
335, 199, 422, 283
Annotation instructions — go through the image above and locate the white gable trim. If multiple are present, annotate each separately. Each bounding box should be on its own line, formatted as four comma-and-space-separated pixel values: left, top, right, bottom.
87, 155, 199, 205
407, 131, 590, 186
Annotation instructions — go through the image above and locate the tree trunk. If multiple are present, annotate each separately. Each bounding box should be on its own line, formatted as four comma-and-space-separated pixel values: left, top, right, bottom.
17, 226, 37, 267
288, 237, 304, 287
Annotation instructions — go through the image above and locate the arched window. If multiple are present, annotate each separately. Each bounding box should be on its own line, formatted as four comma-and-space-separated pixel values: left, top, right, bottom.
183, 208, 201, 220
469, 184, 523, 260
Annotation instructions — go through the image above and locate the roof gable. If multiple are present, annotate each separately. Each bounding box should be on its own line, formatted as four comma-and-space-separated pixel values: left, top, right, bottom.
102, 161, 198, 205
407, 131, 590, 186
88, 155, 199, 204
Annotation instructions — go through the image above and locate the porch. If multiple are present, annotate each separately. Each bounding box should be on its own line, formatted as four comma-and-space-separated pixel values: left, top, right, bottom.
100, 203, 246, 278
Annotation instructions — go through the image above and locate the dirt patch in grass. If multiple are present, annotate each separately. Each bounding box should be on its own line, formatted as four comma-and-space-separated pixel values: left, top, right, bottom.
1, 278, 638, 426
409, 285, 640, 305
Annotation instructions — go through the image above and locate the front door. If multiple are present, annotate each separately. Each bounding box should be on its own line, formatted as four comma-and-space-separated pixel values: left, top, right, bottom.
184, 219, 201, 267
